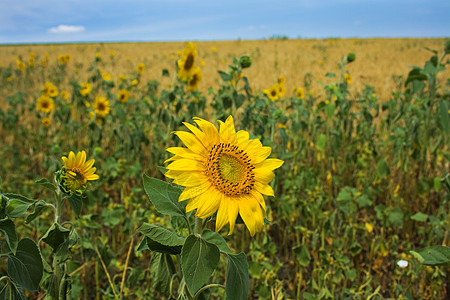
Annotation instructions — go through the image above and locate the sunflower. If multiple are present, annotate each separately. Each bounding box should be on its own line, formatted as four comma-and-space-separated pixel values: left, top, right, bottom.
165, 116, 284, 236
60, 90, 70, 100
345, 73, 352, 84
102, 72, 111, 81
295, 87, 305, 99
263, 85, 279, 101
16, 60, 26, 71
187, 66, 203, 91
177, 42, 197, 82
36, 96, 55, 113
118, 89, 129, 103
58, 54, 65, 64
41, 117, 51, 127
277, 83, 286, 98
93, 96, 110, 118
136, 63, 145, 74
59, 150, 99, 195
80, 82, 92, 96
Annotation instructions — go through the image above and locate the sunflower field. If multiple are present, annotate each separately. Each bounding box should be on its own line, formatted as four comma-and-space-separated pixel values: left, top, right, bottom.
0, 39, 449, 300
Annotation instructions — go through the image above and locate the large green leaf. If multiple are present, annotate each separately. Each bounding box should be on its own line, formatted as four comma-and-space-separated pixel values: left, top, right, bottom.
0, 219, 17, 254
150, 253, 176, 297
411, 245, 450, 266
142, 175, 185, 217
67, 194, 83, 217
181, 234, 220, 295
7, 238, 43, 292
138, 223, 185, 254
201, 229, 233, 254
225, 252, 249, 300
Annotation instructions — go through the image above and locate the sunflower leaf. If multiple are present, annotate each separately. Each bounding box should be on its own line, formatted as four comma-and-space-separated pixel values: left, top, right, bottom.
181, 234, 220, 295
34, 178, 57, 192
142, 174, 185, 217
138, 223, 185, 255
150, 253, 176, 297
201, 229, 233, 254
411, 246, 450, 266
7, 238, 43, 292
0, 218, 18, 254
225, 252, 249, 300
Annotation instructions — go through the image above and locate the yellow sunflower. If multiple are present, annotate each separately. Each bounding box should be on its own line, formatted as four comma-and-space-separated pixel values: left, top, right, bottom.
187, 66, 203, 91
345, 73, 352, 84
93, 96, 111, 118
58, 54, 65, 64
136, 63, 145, 74
263, 85, 279, 101
36, 96, 55, 113
16, 60, 26, 71
102, 72, 111, 81
61, 90, 70, 100
177, 42, 197, 82
295, 87, 305, 99
118, 89, 129, 103
80, 82, 92, 96
41, 117, 51, 127
165, 116, 284, 236
277, 83, 286, 98
60, 150, 99, 194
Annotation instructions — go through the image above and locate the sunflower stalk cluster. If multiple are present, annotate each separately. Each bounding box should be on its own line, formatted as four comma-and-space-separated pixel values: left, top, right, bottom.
0, 151, 98, 299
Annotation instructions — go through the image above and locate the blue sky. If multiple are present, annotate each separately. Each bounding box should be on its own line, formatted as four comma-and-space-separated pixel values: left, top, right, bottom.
0, 0, 449, 44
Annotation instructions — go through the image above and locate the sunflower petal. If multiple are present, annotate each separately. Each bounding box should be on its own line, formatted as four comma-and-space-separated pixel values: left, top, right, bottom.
238, 195, 264, 237
173, 131, 206, 155
166, 158, 204, 171
254, 182, 275, 196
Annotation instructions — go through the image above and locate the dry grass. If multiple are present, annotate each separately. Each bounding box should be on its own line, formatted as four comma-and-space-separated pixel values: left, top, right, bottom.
1, 38, 448, 101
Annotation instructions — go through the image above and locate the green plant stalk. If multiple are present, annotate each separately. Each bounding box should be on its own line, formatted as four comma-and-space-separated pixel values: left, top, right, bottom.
194, 216, 203, 235
193, 284, 225, 300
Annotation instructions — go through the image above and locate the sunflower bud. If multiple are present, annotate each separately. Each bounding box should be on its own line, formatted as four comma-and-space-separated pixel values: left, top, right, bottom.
56, 151, 99, 196
445, 39, 450, 54
239, 55, 252, 68
347, 52, 356, 63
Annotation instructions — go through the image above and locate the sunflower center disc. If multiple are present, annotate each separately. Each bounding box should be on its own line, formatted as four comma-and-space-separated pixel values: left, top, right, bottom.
206, 143, 255, 196
184, 54, 194, 70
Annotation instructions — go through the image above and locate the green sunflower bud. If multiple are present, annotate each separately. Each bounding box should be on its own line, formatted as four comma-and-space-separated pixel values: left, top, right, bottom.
347, 52, 356, 63
445, 40, 450, 54
239, 56, 252, 68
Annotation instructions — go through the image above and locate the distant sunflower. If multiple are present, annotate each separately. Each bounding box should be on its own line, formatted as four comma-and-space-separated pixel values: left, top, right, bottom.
36, 96, 54, 113
59, 150, 99, 195
93, 96, 110, 118
295, 87, 305, 99
118, 89, 129, 103
58, 54, 65, 64
187, 66, 203, 91
16, 60, 26, 71
165, 116, 283, 236
177, 42, 197, 82
80, 82, 92, 96
102, 72, 111, 81
136, 63, 145, 74
345, 73, 352, 84
61, 90, 70, 100
41, 117, 51, 127
277, 83, 286, 98
263, 85, 279, 101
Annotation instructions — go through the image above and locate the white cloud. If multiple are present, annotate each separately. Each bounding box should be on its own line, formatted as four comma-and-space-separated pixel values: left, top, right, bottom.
48, 25, 85, 34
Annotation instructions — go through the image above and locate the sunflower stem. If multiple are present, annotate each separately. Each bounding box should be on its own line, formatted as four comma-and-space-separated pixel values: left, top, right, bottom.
194, 216, 203, 235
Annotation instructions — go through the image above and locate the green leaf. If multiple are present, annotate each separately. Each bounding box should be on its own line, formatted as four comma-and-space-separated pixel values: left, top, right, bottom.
326, 103, 335, 119
7, 238, 43, 292
0, 219, 17, 254
42, 223, 70, 252
293, 245, 311, 266
388, 207, 404, 228
325, 72, 336, 78
316, 134, 327, 151
404, 68, 427, 86
218, 70, 233, 82
181, 234, 220, 295
34, 178, 56, 192
142, 175, 185, 217
411, 246, 450, 266
433, 176, 442, 192
437, 100, 449, 134
161, 69, 170, 77
411, 212, 428, 222
376, 157, 390, 178
67, 194, 83, 216
225, 252, 249, 300
138, 223, 185, 254
150, 253, 176, 297
4, 194, 35, 218
0, 280, 27, 300
25, 200, 53, 224
201, 229, 233, 254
